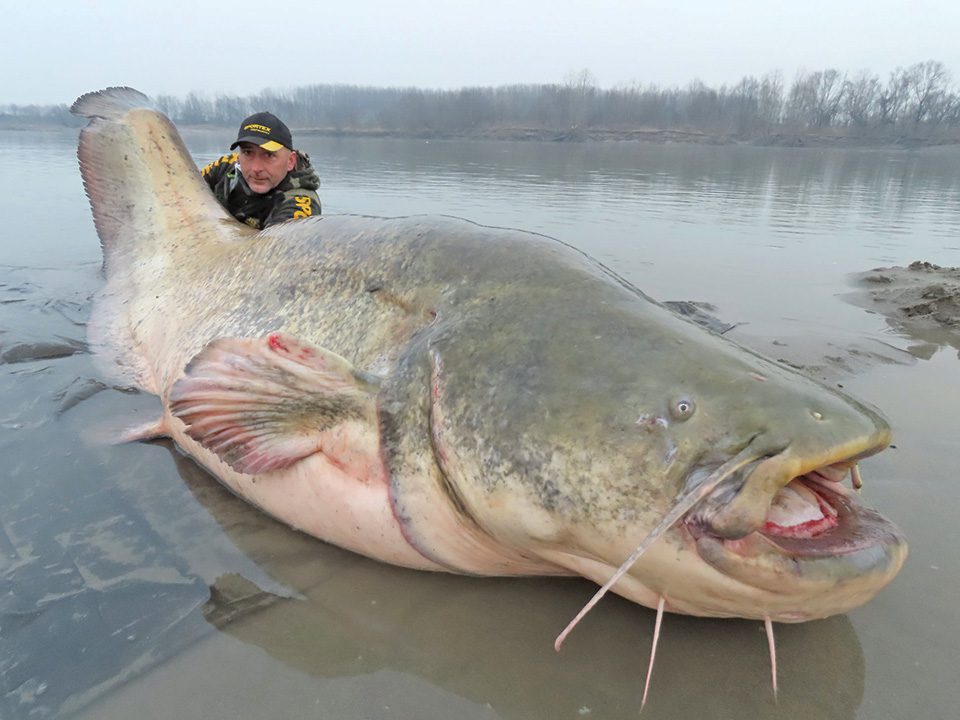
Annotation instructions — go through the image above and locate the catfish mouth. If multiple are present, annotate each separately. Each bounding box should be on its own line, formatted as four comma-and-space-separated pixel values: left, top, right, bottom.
689, 463, 895, 551
685, 453, 908, 615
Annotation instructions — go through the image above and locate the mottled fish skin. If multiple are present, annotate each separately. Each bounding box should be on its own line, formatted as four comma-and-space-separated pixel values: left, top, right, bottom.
72, 88, 905, 622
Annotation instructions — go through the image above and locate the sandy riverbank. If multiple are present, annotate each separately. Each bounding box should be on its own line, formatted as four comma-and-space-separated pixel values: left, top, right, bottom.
845, 261, 960, 356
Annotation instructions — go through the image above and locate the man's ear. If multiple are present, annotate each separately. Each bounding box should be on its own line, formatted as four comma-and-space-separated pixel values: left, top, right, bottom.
286, 150, 298, 172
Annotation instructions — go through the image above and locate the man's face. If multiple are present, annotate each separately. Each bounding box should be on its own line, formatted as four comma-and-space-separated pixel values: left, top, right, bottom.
237, 142, 297, 194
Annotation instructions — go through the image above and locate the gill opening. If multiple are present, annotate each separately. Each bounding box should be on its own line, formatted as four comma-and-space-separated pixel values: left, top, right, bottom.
427, 349, 476, 523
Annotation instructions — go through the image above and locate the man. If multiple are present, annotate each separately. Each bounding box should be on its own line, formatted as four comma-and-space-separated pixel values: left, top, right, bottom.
201, 111, 321, 229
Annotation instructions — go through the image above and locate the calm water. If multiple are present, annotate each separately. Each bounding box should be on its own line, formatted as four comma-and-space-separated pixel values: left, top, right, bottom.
1, 129, 958, 719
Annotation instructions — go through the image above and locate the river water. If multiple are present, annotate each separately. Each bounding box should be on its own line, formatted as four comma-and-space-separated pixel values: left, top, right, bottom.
1, 129, 958, 719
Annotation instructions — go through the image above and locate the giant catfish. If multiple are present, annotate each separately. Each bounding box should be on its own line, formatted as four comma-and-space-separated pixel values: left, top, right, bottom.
72, 88, 905, 649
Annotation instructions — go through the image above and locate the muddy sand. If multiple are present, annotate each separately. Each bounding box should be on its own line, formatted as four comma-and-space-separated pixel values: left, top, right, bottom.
845, 261, 960, 356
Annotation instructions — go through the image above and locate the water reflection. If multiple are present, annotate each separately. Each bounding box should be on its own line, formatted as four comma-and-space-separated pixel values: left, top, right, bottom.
179, 130, 960, 253
867, 317, 960, 360
287, 136, 960, 239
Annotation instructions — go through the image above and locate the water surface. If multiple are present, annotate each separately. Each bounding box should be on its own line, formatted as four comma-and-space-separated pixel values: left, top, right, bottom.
1, 130, 958, 719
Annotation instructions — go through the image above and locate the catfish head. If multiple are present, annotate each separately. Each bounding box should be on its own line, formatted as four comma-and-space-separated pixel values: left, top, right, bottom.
411, 273, 907, 624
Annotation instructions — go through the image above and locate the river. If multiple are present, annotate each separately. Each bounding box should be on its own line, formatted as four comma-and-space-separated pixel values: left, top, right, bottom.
1, 129, 958, 719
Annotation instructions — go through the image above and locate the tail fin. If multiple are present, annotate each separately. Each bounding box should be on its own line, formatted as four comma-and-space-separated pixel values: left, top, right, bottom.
72, 86, 151, 119
72, 87, 246, 271
72, 88, 252, 391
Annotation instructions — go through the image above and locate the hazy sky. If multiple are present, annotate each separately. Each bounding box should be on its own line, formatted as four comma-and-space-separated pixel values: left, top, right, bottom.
5, 0, 960, 105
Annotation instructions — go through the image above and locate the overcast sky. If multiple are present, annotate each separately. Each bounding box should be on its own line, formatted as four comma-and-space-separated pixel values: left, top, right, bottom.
5, 0, 960, 105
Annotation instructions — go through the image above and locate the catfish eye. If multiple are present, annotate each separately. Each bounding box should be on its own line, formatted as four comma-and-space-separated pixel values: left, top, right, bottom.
671, 397, 696, 421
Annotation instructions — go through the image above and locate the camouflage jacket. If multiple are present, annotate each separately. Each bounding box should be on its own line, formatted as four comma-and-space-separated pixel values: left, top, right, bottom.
200, 152, 321, 229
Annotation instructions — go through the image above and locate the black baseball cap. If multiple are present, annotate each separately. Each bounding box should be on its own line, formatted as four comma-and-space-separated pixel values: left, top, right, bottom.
230, 112, 293, 152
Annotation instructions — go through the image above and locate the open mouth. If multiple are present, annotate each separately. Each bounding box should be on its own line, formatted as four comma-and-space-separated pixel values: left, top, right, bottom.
690, 460, 889, 549
686, 455, 907, 604
760, 464, 859, 547
733, 465, 878, 549
552, 432, 906, 633
762, 472, 840, 538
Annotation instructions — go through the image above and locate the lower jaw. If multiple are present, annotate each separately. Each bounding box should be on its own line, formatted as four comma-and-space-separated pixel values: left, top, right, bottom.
691, 527, 907, 621
684, 477, 907, 618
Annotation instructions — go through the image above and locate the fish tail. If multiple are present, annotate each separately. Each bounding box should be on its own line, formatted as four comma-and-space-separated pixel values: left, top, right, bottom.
71, 86, 152, 120
71, 87, 249, 391
72, 87, 241, 270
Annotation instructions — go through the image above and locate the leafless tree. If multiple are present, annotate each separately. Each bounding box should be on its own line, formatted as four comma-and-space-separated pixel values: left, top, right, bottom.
904, 60, 951, 126
758, 72, 784, 126
878, 67, 911, 126
9, 61, 960, 139
787, 69, 846, 127
729, 76, 760, 134
842, 71, 880, 127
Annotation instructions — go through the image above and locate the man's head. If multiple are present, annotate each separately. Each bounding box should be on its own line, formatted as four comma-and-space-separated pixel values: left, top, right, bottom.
231, 112, 297, 194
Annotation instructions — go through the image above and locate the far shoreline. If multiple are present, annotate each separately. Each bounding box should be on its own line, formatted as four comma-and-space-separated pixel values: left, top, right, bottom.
293, 125, 960, 149
5, 121, 959, 150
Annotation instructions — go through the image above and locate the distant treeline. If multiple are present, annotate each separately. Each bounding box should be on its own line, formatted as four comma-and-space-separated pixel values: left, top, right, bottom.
4, 61, 960, 143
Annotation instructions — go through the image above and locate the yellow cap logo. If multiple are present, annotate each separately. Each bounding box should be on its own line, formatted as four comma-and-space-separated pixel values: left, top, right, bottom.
244, 123, 271, 134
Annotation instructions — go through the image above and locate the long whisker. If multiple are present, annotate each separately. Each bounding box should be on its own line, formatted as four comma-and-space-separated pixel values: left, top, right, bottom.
641, 595, 666, 710
764, 615, 778, 701
554, 446, 764, 651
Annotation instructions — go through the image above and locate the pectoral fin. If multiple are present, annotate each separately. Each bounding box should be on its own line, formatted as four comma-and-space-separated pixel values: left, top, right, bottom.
170, 333, 382, 475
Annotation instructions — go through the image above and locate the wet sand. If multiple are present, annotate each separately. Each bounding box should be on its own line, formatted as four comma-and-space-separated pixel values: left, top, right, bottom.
846, 261, 960, 355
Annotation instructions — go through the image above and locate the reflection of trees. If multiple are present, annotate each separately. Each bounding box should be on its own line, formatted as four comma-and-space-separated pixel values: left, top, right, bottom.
4, 60, 959, 141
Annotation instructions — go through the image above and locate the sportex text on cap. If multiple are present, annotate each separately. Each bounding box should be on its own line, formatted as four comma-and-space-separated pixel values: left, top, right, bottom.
230, 112, 293, 152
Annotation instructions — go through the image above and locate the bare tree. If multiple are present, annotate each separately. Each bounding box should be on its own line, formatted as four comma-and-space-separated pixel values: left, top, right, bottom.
904, 60, 951, 126
11, 60, 959, 139
563, 68, 599, 126
730, 76, 760, 134
812, 69, 846, 127
842, 71, 880, 127
787, 69, 845, 127
878, 67, 911, 126
758, 72, 784, 126
683, 79, 723, 131
179, 93, 213, 124
785, 71, 816, 126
